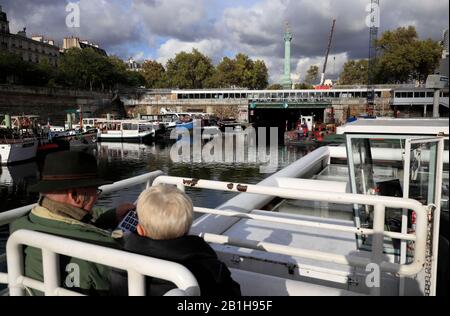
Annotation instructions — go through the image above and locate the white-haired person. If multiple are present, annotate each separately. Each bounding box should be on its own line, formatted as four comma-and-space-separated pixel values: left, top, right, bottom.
111, 185, 241, 296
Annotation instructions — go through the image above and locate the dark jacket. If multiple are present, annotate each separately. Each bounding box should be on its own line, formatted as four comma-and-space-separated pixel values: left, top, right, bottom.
111, 233, 241, 296
10, 197, 122, 296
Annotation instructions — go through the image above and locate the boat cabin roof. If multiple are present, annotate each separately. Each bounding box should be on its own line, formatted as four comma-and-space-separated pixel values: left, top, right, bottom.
337, 118, 449, 136
95, 119, 153, 124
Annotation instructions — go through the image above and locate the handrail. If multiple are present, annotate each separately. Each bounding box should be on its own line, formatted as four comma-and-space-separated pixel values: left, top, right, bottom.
193, 207, 417, 242
154, 176, 428, 278
5, 230, 200, 296
0, 170, 164, 227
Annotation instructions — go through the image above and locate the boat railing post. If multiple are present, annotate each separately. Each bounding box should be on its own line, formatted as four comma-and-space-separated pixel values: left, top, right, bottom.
6, 236, 25, 296
127, 270, 146, 296
42, 249, 60, 296
370, 203, 385, 296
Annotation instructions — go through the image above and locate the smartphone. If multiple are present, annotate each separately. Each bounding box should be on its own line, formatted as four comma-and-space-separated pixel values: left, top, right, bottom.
117, 209, 138, 233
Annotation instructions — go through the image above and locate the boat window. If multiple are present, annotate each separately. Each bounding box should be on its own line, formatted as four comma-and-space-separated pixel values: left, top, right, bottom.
122, 123, 132, 130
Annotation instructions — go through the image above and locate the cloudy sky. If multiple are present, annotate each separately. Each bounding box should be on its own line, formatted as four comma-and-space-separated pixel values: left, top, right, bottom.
1, 0, 448, 83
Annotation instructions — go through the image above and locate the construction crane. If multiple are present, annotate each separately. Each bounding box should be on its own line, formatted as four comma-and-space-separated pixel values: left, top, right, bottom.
320, 19, 337, 86
367, 0, 380, 117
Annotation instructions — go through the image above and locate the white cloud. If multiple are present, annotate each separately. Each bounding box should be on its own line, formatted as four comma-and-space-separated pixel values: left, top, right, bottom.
156, 38, 226, 64
294, 52, 349, 82
133, 0, 213, 41
2, 0, 448, 83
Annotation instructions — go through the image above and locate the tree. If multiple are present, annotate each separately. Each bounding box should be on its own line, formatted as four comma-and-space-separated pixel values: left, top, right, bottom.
142, 60, 166, 88
304, 65, 319, 85
211, 54, 269, 89
338, 60, 369, 85
165, 49, 214, 89
251, 60, 269, 90
58, 48, 143, 91
267, 83, 283, 90
294, 83, 314, 89
375, 26, 442, 84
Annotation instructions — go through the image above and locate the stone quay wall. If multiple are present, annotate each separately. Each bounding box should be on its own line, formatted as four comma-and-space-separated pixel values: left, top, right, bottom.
0, 85, 112, 124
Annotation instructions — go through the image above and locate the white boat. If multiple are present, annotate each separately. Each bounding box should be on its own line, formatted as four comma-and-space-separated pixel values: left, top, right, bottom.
95, 119, 156, 143
0, 118, 448, 296
0, 138, 38, 166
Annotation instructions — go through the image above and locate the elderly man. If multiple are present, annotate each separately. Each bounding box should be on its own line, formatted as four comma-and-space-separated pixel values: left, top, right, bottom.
11, 151, 134, 296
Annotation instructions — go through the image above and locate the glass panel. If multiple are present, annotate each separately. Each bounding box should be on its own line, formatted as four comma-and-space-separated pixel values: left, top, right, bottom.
350, 137, 407, 254
408, 141, 438, 205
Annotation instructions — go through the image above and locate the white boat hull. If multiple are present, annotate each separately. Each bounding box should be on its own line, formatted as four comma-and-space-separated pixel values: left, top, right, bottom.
97, 130, 155, 142
0, 140, 38, 165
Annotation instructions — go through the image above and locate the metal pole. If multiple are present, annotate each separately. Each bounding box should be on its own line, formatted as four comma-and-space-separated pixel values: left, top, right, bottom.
370, 203, 385, 296
66, 113, 72, 130
127, 270, 146, 296
5, 114, 11, 129
433, 89, 440, 118
42, 249, 60, 296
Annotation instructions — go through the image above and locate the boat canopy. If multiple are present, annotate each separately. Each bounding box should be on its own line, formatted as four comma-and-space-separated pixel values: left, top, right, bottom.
337, 118, 449, 137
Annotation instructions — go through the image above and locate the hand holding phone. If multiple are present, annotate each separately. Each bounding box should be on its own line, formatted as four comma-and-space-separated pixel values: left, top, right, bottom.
117, 209, 138, 233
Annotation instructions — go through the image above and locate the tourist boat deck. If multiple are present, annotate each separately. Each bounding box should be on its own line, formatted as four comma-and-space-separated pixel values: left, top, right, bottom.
0, 118, 448, 296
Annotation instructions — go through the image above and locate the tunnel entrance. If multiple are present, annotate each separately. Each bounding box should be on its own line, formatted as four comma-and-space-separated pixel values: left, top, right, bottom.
249, 107, 326, 143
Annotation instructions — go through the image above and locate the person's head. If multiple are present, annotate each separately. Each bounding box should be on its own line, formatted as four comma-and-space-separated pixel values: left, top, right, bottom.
44, 187, 102, 212
28, 151, 112, 212
136, 185, 194, 240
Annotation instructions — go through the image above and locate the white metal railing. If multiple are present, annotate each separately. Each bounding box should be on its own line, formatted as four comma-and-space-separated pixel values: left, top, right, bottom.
0, 170, 165, 296
153, 176, 429, 282
4, 230, 200, 296
0, 170, 164, 227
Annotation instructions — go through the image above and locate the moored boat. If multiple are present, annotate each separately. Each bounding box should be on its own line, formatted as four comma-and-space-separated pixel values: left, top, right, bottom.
95, 119, 156, 143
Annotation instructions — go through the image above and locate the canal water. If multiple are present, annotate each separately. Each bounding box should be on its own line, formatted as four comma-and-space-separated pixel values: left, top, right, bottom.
0, 141, 317, 274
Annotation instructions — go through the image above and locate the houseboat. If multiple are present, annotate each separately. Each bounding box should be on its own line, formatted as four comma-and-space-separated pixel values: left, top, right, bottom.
95, 119, 156, 143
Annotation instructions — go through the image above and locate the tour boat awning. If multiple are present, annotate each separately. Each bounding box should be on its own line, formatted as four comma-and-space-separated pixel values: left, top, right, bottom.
337, 118, 449, 136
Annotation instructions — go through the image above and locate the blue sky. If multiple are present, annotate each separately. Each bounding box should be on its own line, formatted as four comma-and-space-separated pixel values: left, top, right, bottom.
1, 0, 448, 83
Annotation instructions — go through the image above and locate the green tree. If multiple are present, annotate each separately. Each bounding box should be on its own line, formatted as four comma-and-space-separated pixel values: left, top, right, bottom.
125, 71, 146, 87
58, 48, 142, 90
294, 83, 314, 89
338, 60, 369, 85
251, 60, 269, 90
304, 65, 319, 85
165, 49, 214, 89
211, 54, 269, 89
375, 26, 442, 83
142, 60, 166, 88
0, 52, 26, 84
267, 83, 283, 90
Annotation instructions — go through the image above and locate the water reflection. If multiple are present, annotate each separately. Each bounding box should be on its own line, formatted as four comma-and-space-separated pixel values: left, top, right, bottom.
0, 142, 317, 213
0, 162, 40, 212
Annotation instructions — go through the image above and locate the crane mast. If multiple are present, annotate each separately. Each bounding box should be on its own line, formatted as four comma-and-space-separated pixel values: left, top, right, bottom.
367, 0, 380, 116
320, 19, 337, 86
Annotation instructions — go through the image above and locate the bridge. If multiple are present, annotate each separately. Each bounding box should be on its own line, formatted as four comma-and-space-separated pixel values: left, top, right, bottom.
393, 88, 449, 109
119, 87, 449, 124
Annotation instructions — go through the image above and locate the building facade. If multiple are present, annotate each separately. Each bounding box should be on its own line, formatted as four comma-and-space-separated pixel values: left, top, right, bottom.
62, 37, 107, 56
0, 6, 59, 66
127, 57, 143, 72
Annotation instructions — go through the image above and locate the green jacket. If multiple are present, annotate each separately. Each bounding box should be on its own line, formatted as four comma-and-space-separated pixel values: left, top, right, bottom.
10, 198, 123, 296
